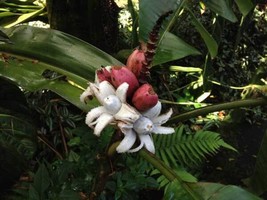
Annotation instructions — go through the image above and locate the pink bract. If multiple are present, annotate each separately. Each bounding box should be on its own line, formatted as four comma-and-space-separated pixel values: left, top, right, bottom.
132, 83, 158, 111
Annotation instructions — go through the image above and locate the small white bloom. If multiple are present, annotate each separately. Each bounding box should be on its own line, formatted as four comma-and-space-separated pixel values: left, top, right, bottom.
81, 81, 140, 136
116, 101, 174, 154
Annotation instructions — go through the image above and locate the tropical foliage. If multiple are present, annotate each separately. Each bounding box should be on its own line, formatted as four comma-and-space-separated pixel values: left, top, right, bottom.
0, 0, 266, 199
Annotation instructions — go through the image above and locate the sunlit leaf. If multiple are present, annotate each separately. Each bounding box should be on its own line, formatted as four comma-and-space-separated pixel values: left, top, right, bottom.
234, 0, 254, 17
169, 66, 202, 72
203, 0, 238, 22
4, 7, 45, 28
153, 32, 201, 66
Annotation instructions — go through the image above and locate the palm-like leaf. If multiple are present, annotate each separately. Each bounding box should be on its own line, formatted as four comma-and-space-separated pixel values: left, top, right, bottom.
154, 125, 236, 167
0, 26, 123, 111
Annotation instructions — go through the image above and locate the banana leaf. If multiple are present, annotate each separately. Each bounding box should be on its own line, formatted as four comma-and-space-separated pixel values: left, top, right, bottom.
203, 0, 238, 22
0, 25, 123, 111
234, 0, 254, 17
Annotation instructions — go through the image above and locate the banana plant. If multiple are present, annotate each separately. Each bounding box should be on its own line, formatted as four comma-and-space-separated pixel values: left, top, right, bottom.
0, 0, 265, 199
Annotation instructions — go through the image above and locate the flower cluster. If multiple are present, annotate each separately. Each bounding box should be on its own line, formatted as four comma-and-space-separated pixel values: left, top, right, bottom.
80, 50, 174, 154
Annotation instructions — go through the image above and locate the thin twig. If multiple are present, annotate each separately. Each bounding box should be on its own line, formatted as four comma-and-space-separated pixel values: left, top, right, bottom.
54, 104, 69, 156
37, 135, 63, 160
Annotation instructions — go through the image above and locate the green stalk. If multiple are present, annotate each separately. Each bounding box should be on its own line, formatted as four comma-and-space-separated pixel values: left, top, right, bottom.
168, 98, 267, 124
139, 149, 176, 181
139, 149, 201, 200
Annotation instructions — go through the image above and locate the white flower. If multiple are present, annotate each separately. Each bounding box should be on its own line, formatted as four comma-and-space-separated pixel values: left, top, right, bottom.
81, 80, 175, 154
116, 101, 174, 154
80, 81, 140, 136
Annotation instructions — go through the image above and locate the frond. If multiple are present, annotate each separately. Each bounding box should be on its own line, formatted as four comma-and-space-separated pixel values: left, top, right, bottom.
154, 125, 236, 168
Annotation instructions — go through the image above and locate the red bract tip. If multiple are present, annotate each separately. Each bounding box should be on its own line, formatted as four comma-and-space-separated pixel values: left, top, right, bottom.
132, 83, 158, 111
110, 66, 139, 97
96, 66, 111, 82
126, 49, 146, 78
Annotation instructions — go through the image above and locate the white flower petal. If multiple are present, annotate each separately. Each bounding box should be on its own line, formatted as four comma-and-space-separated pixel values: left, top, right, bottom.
115, 82, 129, 103
80, 86, 93, 103
93, 113, 114, 136
152, 108, 173, 125
114, 104, 141, 124
142, 101, 162, 119
90, 81, 115, 104
140, 134, 155, 154
153, 126, 175, 134
116, 129, 137, 153
85, 106, 107, 127
127, 140, 144, 153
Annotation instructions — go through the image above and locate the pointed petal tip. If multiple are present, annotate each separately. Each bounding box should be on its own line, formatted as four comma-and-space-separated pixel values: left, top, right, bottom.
139, 134, 155, 154
80, 87, 93, 103
116, 129, 137, 153
152, 107, 173, 125
116, 82, 129, 103
142, 101, 162, 119
153, 126, 175, 134
93, 113, 114, 137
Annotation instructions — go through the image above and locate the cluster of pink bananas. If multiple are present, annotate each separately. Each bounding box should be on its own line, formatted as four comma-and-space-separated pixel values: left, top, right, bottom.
80, 49, 174, 154
80, 11, 175, 153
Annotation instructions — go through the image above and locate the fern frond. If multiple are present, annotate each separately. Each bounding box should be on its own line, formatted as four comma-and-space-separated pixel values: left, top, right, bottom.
154, 125, 236, 168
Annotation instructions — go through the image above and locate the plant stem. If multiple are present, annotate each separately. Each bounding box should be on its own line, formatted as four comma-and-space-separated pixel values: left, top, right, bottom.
169, 98, 267, 124
139, 149, 201, 199
139, 149, 176, 181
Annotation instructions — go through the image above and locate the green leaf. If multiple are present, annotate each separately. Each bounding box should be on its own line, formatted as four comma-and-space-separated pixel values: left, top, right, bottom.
169, 66, 202, 73
0, 26, 122, 85
0, 26, 123, 111
33, 163, 50, 195
164, 180, 195, 200
204, 0, 238, 22
68, 150, 80, 162
247, 129, 267, 195
59, 190, 80, 200
165, 180, 262, 200
0, 57, 95, 111
187, 9, 218, 58
0, 28, 12, 43
4, 7, 45, 28
139, 0, 179, 42
234, 0, 254, 17
190, 182, 262, 200
153, 32, 201, 66
29, 185, 40, 200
